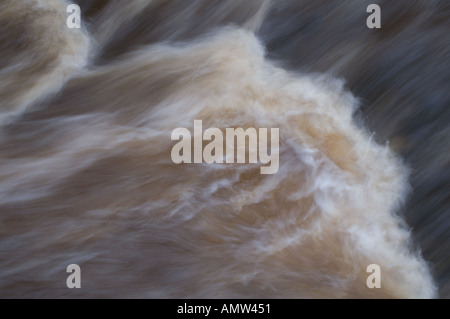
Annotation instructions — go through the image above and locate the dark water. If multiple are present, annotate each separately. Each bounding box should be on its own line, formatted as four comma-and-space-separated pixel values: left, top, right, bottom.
260, 0, 450, 297
0, 0, 448, 298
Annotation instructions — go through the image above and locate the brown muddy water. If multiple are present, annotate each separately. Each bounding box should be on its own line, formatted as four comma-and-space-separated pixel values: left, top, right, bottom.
0, 0, 448, 298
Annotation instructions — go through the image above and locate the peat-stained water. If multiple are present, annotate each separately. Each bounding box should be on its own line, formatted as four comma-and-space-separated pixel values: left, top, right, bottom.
0, 0, 448, 298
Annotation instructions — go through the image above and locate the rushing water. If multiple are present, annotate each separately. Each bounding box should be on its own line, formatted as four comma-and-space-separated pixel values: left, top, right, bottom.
0, 0, 448, 298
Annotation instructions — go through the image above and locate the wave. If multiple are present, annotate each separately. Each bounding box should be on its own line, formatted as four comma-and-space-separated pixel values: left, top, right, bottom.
0, 0, 437, 298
